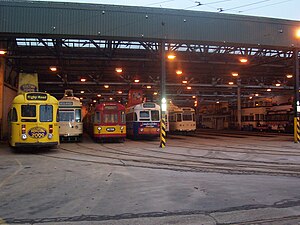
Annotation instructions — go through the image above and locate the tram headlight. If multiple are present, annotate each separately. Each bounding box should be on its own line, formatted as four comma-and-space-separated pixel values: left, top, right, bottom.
120, 126, 124, 130
75, 125, 79, 129
97, 127, 102, 131
21, 134, 27, 140
48, 133, 53, 139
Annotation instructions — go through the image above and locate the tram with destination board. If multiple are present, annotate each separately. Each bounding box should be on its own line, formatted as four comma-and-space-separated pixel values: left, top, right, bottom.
58, 90, 83, 141
126, 102, 161, 139
8, 92, 59, 148
84, 102, 126, 142
168, 106, 196, 134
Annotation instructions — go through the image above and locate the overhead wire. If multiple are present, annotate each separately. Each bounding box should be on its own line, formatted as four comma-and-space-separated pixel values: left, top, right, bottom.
237, 0, 294, 13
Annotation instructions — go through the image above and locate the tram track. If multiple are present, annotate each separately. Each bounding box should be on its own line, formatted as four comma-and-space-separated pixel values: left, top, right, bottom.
46, 142, 300, 177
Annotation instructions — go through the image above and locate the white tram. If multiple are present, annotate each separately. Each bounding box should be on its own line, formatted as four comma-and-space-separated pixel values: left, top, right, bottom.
168, 102, 196, 133
58, 90, 83, 141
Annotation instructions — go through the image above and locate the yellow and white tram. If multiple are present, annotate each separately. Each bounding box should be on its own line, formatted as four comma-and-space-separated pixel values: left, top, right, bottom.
8, 92, 59, 148
58, 90, 83, 141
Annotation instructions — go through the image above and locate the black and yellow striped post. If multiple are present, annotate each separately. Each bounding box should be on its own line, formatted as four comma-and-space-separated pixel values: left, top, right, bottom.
293, 48, 300, 143
294, 117, 300, 143
160, 112, 166, 148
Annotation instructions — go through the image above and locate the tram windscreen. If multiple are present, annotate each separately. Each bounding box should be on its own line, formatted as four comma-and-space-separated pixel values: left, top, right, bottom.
59, 111, 74, 122
21, 105, 36, 117
140, 111, 150, 121
40, 105, 53, 122
183, 113, 193, 121
151, 110, 159, 121
103, 114, 118, 123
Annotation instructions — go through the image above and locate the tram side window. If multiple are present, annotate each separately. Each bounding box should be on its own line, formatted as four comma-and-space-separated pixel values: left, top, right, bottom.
40, 105, 53, 122
75, 109, 81, 122
169, 114, 176, 122
95, 112, 101, 123
176, 113, 182, 122
21, 105, 36, 117
121, 111, 125, 123
151, 110, 159, 121
11, 108, 18, 122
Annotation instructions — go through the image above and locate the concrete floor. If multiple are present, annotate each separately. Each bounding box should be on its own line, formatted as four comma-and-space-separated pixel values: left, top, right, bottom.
0, 130, 300, 225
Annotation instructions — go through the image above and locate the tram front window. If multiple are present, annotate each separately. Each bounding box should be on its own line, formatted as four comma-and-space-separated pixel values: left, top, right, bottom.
21, 105, 36, 117
59, 111, 74, 122
183, 113, 192, 121
21, 105, 36, 122
104, 114, 118, 123
140, 111, 150, 121
151, 110, 159, 121
40, 105, 53, 122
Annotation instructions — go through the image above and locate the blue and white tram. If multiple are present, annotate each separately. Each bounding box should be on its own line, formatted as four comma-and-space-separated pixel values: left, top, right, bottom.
58, 90, 83, 141
126, 102, 161, 139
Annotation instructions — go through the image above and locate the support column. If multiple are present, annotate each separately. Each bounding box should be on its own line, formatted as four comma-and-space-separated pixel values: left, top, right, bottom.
160, 41, 166, 148
293, 48, 300, 143
0, 58, 5, 140
237, 79, 242, 130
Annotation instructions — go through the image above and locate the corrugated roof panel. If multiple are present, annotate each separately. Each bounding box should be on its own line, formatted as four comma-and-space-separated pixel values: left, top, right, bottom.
0, 1, 299, 48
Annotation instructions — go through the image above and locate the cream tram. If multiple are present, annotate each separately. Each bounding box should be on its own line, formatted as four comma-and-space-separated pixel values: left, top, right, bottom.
58, 90, 83, 141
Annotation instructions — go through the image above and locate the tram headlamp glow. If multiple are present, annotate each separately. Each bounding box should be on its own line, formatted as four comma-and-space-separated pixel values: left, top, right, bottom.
120, 126, 124, 130
21, 134, 27, 140
97, 127, 102, 131
48, 133, 53, 139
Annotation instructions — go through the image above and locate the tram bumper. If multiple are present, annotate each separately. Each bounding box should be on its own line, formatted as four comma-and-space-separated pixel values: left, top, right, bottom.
14, 142, 59, 148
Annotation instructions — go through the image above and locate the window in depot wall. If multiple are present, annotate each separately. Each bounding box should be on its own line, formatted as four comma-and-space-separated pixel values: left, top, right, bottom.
40, 105, 53, 122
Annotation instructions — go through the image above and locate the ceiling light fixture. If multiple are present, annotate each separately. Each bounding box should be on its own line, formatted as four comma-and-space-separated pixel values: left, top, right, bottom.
0, 50, 7, 55
115, 67, 122, 73
176, 70, 183, 75
49, 66, 57, 72
239, 58, 248, 63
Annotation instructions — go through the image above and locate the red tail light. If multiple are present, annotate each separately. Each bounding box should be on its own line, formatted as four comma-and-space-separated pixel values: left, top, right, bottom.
21, 124, 26, 134
49, 124, 53, 133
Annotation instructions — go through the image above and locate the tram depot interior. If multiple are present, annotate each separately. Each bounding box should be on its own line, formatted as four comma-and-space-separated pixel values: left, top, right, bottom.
0, 0, 300, 142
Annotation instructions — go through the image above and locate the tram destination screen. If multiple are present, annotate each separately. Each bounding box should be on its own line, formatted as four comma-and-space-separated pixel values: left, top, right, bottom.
26, 93, 48, 101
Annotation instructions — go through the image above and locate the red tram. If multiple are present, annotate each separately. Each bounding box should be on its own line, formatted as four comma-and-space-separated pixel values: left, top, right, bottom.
84, 102, 126, 142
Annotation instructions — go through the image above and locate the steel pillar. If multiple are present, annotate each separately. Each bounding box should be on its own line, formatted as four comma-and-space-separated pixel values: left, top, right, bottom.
293, 48, 300, 143
160, 41, 166, 148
